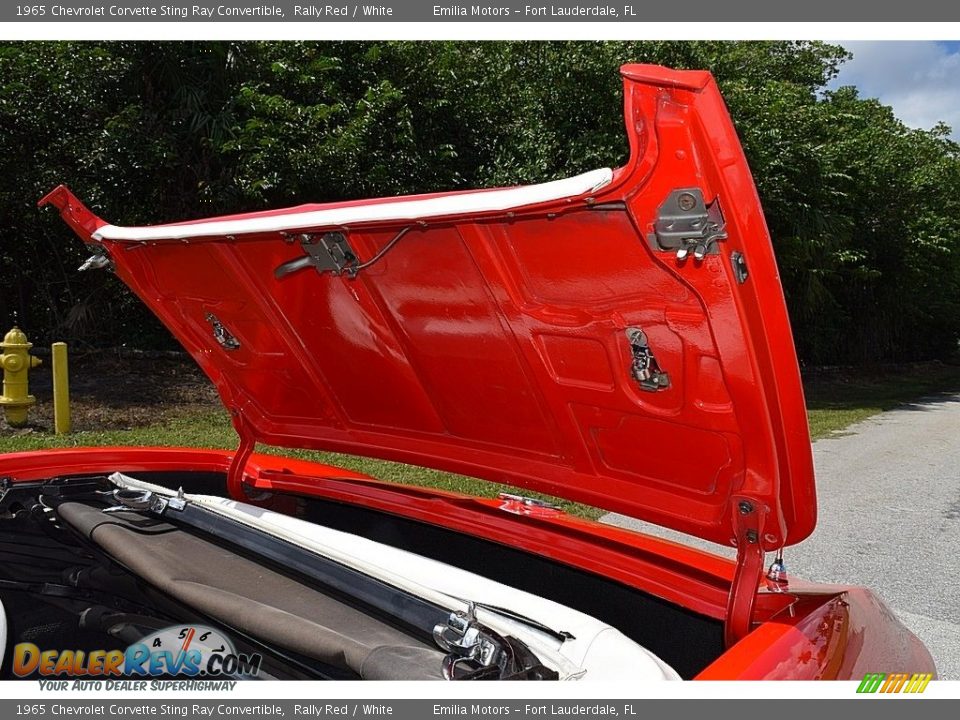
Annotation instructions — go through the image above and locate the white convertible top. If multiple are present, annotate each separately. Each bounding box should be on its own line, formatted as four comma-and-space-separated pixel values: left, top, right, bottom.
109, 472, 679, 682
92, 167, 613, 242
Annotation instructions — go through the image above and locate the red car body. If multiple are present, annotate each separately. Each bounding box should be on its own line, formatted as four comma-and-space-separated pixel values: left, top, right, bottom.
26, 64, 934, 680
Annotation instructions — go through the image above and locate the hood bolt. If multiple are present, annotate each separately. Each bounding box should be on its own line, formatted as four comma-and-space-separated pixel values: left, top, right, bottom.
677, 192, 697, 211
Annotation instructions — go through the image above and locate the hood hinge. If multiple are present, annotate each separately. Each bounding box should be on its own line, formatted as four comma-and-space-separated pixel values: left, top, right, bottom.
226, 408, 256, 499
648, 188, 728, 261
724, 495, 768, 648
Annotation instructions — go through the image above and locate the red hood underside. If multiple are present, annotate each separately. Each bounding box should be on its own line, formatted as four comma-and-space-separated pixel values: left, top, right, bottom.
40, 64, 816, 550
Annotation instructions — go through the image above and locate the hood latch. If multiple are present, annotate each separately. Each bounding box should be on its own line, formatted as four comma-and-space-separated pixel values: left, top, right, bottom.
626, 328, 670, 391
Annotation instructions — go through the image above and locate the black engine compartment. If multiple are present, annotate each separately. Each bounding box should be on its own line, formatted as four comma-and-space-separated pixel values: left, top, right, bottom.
0, 478, 384, 680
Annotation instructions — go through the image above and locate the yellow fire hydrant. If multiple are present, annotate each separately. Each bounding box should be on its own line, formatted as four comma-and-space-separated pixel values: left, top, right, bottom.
0, 326, 42, 427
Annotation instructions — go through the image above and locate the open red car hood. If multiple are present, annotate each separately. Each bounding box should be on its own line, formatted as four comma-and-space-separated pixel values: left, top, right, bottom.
41, 64, 815, 551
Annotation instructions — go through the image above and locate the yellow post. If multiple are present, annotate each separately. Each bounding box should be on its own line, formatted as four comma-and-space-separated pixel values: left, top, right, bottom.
52, 342, 71, 435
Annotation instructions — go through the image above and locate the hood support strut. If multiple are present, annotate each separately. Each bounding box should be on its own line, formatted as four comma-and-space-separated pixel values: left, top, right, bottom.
724, 495, 767, 648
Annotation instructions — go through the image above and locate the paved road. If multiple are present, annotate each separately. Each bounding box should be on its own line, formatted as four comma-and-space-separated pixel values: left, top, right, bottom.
602, 393, 960, 679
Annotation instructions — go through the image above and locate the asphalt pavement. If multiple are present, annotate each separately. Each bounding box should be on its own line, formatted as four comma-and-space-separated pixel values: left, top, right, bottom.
601, 392, 960, 679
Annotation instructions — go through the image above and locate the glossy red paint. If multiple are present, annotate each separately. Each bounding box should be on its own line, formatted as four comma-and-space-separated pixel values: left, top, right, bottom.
0, 446, 933, 679
698, 588, 937, 680
39, 64, 815, 556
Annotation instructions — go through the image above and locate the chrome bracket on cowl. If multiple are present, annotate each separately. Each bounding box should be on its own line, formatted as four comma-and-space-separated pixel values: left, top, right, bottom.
724, 496, 767, 648
433, 604, 559, 680
648, 188, 728, 261
433, 603, 504, 679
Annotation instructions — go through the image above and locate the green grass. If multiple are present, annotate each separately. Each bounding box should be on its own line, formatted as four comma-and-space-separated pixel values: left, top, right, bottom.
0, 409, 601, 519
3, 363, 959, 520
803, 363, 960, 439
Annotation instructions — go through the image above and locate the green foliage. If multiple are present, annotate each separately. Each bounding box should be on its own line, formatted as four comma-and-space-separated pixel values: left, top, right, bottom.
1, 41, 958, 363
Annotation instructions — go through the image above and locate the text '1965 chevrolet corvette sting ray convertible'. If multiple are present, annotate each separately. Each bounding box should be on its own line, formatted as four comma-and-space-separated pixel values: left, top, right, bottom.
0, 64, 936, 682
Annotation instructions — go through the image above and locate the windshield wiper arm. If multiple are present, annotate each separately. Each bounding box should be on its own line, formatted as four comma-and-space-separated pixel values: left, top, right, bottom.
450, 598, 574, 643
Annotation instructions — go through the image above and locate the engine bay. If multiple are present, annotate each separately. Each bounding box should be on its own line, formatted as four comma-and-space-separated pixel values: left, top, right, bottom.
0, 471, 722, 681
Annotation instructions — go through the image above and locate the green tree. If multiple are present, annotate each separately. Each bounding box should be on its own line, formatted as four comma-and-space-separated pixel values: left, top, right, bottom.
1, 41, 958, 364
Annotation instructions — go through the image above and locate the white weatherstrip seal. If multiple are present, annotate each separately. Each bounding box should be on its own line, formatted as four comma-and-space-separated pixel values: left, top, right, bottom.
108, 472, 679, 682
93, 168, 613, 242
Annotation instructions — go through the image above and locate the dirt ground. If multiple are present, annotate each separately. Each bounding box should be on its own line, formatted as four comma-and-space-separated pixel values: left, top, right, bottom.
0, 351, 221, 436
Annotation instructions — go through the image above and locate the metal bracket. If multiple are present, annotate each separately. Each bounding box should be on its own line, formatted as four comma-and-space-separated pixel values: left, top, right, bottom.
78, 245, 114, 272
725, 496, 767, 648
433, 602, 525, 680
497, 492, 561, 517
648, 188, 728, 261
625, 328, 670, 392
166, 488, 188, 512
103, 486, 187, 515
433, 603, 502, 674
274, 232, 359, 279
766, 553, 788, 589
205, 313, 240, 351
730, 251, 749, 284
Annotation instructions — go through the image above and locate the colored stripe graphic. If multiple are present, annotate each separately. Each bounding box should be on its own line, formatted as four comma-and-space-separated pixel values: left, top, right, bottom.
884, 673, 909, 693
857, 673, 885, 693
906, 673, 933, 693
857, 672, 932, 694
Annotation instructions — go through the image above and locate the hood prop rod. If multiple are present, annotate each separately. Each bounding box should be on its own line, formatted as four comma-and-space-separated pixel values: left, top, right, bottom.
724, 496, 768, 648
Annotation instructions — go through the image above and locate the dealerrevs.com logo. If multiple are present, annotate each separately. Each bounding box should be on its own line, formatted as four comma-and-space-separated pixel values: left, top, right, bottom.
856, 673, 933, 694
13, 625, 261, 679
